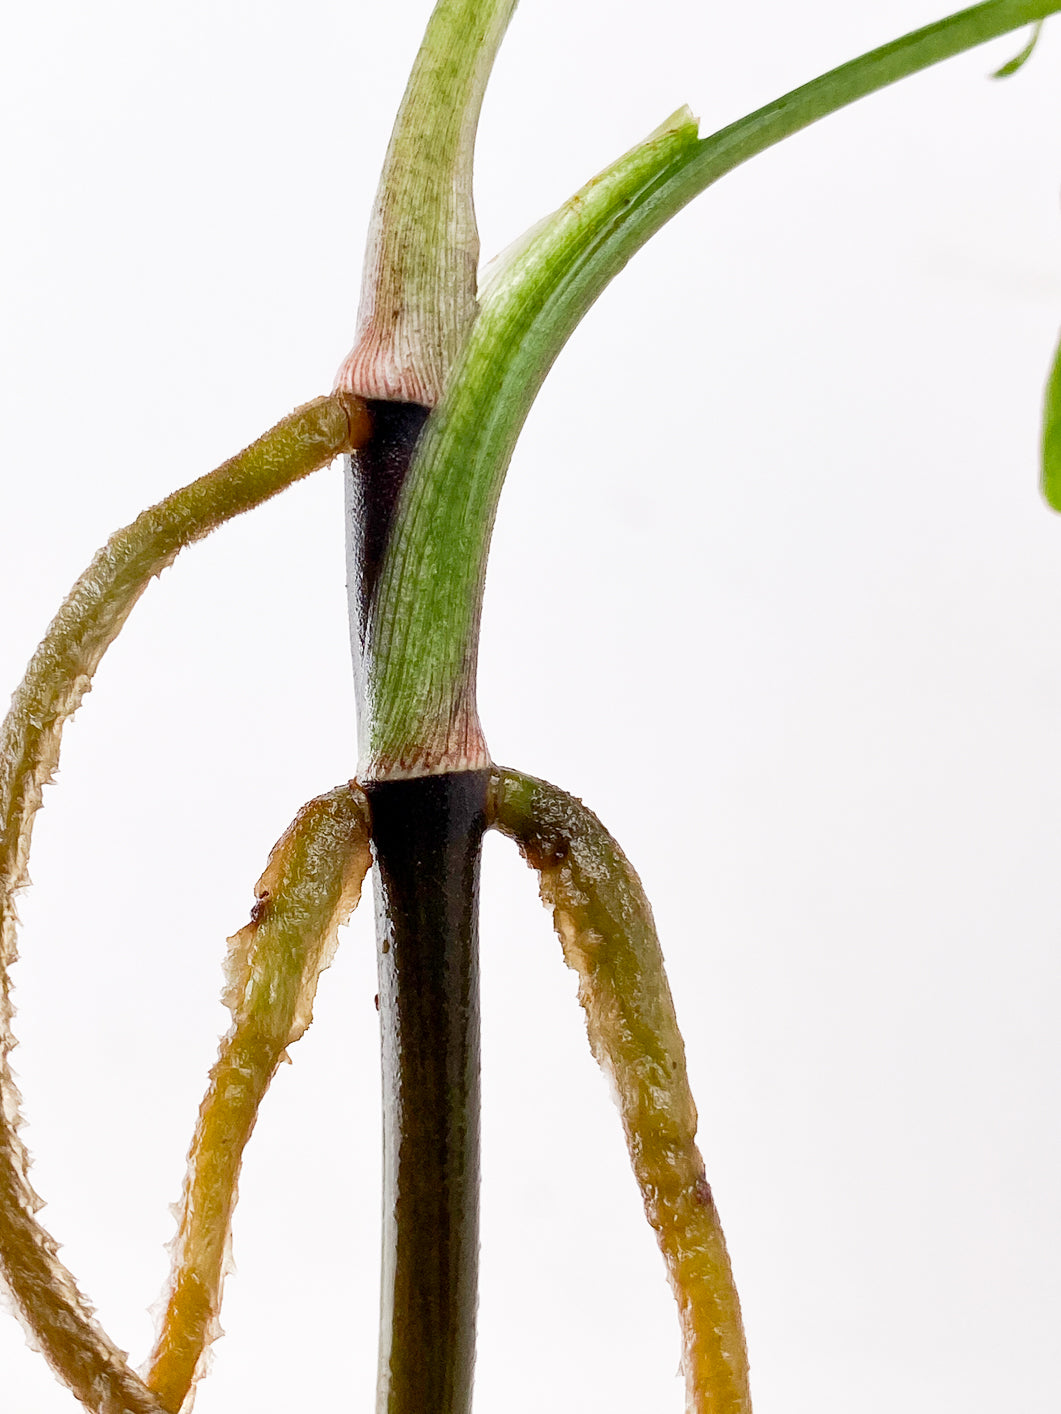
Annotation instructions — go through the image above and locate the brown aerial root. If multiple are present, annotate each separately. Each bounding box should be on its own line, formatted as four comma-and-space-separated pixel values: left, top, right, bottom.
0, 394, 368, 1411
490, 767, 751, 1414
144, 783, 372, 1412
0, 1146, 167, 1414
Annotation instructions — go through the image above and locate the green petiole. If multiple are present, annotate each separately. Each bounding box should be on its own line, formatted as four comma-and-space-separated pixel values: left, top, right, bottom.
335, 0, 517, 406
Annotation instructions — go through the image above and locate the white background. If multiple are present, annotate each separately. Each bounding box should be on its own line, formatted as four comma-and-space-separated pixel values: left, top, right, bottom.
2, 2, 1060, 1411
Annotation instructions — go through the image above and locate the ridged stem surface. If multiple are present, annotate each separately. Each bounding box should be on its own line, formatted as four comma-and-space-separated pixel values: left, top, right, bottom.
335, 0, 517, 405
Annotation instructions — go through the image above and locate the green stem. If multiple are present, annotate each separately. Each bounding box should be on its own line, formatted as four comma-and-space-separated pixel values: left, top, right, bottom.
0, 392, 368, 1413
342, 0, 519, 777
335, 0, 518, 405
366, 0, 1059, 770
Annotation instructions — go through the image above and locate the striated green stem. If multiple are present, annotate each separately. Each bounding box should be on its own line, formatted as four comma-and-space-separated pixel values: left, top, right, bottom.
0, 392, 369, 1413
146, 783, 372, 1413
490, 768, 750, 1414
365, 0, 1059, 777
341, 0, 519, 777
335, 0, 518, 406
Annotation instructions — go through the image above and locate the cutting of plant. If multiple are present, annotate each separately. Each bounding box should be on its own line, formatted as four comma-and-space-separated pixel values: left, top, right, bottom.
2, 2, 1059, 1411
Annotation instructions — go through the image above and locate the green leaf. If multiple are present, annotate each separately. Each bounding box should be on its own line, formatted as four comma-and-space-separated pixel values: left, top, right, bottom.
1041, 330, 1061, 509
991, 18, 1044, 73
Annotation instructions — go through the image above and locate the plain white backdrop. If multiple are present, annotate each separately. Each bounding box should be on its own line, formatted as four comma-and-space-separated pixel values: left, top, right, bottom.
2, 2, 1060, 1410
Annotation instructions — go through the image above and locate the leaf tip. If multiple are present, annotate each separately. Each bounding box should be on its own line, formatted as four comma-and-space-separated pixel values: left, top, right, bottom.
991, 20, 1043, 79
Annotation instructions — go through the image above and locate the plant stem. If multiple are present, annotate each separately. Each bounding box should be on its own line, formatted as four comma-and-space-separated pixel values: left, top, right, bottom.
365, 770, 491, 1414
337, 3, 520, 1406
344, 400, 465, 775
335, 0, 518, 405
341, 0, 517, 777
365, 0, 1061, 765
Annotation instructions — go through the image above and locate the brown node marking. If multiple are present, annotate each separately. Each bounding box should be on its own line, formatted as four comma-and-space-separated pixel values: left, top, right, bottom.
338, 390, 374, 450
